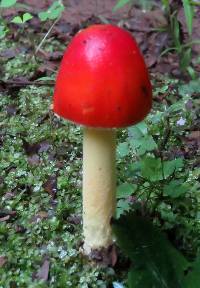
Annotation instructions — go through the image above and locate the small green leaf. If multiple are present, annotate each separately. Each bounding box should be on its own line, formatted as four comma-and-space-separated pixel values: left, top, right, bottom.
113, 0, 131, 11
11, 16, 23, 24
22, 12, 33, 23
38, 1, 64, 21
117, 183, 137, 199
38, 11, 48, 21
163, 180, 188, 198
0, 0, 16, 8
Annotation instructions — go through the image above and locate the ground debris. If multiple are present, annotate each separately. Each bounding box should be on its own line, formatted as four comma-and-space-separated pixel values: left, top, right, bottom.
0, 256, 7, 268
43, 175, 57, 199
33, 259, 50, 282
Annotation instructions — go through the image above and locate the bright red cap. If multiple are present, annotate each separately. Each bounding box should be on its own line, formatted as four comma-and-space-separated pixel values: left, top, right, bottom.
53, 24, 152, 128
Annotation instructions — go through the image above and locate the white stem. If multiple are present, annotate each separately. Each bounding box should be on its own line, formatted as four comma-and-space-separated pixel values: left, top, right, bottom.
83, 127, 116, 254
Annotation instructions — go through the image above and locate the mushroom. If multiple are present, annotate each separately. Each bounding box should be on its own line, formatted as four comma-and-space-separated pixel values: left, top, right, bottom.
53, 24, 152, 255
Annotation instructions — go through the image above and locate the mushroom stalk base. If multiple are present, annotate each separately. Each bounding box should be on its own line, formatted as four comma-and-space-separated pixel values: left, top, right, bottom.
83, 127, 116, 255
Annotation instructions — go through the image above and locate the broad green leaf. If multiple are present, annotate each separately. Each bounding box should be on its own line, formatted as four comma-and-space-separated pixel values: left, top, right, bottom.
163, 158, 184, 178
138, 135, 157, 155
113, 0, 131, 11
163, 180, 188, 198
112, 213, 189, 288
117, 183, 137, 199
135, 121, 148, 134
128, 121, 148, 138
141, 157, 163, 181
148, 112, 163, 124
128, 266, 161, 288
117, 142, 129, 158
128, 126, 143, 139
0, 0, 16, 8
116, 199, 131, 219
183, 257, 200, 288
182, 0, 194, 36
178, 79, 200, 96
128, 123, 157, 155
129, 162, 141, 173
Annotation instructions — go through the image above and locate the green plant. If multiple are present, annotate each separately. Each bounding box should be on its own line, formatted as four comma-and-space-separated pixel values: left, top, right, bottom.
114, 0, 200, 77
161, 0, 200, 76
116, 77, 200, 258
0, 0, 65, 52
113, 213, 200, 288
11, 12, 33, 24
38, 1, 64, 21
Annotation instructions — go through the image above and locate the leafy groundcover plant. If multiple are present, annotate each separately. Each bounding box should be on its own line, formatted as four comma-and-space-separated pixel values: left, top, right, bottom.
112, 77, 200, 287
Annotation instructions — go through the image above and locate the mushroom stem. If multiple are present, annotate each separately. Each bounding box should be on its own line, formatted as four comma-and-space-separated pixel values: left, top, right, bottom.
83, 127, 116, 254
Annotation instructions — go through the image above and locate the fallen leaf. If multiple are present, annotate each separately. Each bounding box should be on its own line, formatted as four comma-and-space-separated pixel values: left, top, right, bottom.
38, 141, 51, 153
6, 104, 17, 116
0, 48, 25, 59
67, 214, 81, 225
0, 256, 7, 267
185, 131, 200, 148
0, 215, 10, 222
35, 260, 50, 281
28, 154, 40, 166
22, 139, 40, 155
48, 51, 63, 61
23, 139, 50, 156
31, 211, 48, 223
0, 210, 17, 222
43, 175, 57, 199
15, 225, 26, 233
37, 211, 48, 219
188, 131, 200, 141
90, 244, 118, 267
145, 53, 157, 68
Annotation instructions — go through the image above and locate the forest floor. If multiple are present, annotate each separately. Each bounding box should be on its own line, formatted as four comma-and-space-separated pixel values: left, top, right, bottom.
0, 1, 200, 287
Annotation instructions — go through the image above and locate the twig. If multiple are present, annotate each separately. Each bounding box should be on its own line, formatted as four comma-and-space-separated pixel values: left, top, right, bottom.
0, 80, 54, 87
35, 17, 60, 55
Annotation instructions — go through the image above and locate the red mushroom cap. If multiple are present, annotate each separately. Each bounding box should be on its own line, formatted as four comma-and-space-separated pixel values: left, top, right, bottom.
53, 24, 152, 128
